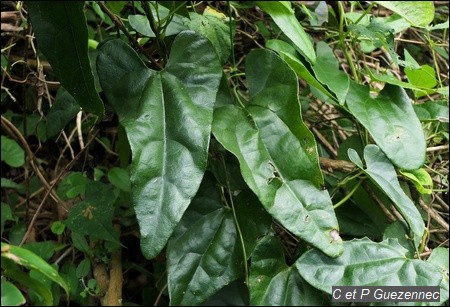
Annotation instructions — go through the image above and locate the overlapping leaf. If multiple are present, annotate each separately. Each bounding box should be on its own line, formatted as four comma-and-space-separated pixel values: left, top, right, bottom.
312, 42, 349, 104
256, 1, 316, 63
296, 238, 448, 305
346, 82, 426, 170
1, 243, 70, 300
27, 2, 104, 117
183, 12, 232, 65
97, 31, 222, 259
348, 145, 425, 248
249, 234, 326, 306
212, 49, 343, 258
349, 145, 425, 250
167, 175, 243, 306
266, 39, 334, 102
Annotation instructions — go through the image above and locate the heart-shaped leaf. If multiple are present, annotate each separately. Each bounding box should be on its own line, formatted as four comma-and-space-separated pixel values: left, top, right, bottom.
167, 175, 243, 306
249, 234, 327, 306
296, 238, 448, 305
346, 82, 426, 170
213, 49, 343, 258
97, 30, 222, 259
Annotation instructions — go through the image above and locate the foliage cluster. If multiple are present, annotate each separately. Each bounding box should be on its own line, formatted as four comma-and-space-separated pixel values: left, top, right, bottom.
1, 1, 449, 306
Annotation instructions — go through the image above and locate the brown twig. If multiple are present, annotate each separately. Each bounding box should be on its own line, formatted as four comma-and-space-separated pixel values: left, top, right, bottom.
362, 181, 397, 222
419, 199, 449, 231
17, 128, 98, 246
319, 157, 355, 173
1, 115, 62, 207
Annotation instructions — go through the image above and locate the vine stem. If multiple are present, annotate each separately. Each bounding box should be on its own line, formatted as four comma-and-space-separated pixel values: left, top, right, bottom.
333, 179, 362, 209
337, 2, 359, 82
220, 152, 249, 286
98, 1, 162, 69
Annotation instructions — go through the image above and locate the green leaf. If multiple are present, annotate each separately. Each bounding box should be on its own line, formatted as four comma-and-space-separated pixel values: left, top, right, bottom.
27, 1, 104, 116
106, 1, 126, 14
213, 49, 343, 258
71, 233, 89, 254
1, 280, 26, 306
2, 263, 53, 306
57, 172, 88, 200
296, 238, 446, 302
1, 242, 70, 299
346, 82, 426, 170
128, 12, 187, 37
51, 221, 65, 235
201, 279, 248, 306
374, 1, 435, 27
383, 220, 415, 257
348, 145, 425, 249
128, 14, 155, 37
183, 12, 232, 65
413, 100, 449, 122
256, 1, 316, 63
428, 247, 449, 300
369, 70, 439, 92
266, 39, 334, 102
405, 64, 438, 98
400, 168, 433, 195
1, 202, 16, 235
249, 234, 327, 306
335, 201, 383, 239
159, 1, 190, 19
312, 42, 349, 104
1, 136, 25, 168
65, 181, 119, 244
167, 174, 243, 306
107, 167, 131, 192
428, 248, 449, 274
97, 30, 222, 259
23, 241, 64, 262
76, 258, 91, 279
46, 87, 80, 139
1, 178, 26, 194
233, 190, 272, 257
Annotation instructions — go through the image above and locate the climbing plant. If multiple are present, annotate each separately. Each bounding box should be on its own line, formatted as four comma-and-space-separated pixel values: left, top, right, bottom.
1, 1, 448, 305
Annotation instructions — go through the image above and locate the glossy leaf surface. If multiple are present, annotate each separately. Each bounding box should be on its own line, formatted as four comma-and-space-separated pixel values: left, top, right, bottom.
348, 145, 425, 249
97, 31, 222, 259
266, 39, 334, 101
183, 12, 232, 65
296, 238, 446, 302
27, 2, 104, 116
167, 175, 243, 306
1, 242, 70, 298
256, 1, 316, 63
346, 82, 426, 170
213, 49, 343, 257
249, 234, 326, 306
